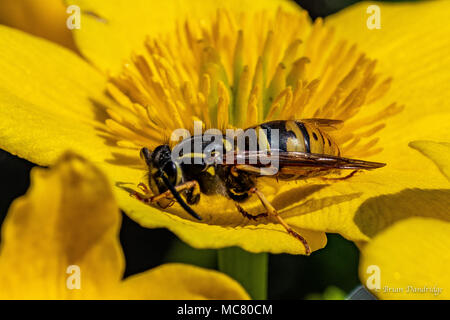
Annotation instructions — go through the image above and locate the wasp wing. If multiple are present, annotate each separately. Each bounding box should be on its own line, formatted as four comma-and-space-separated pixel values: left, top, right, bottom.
300, 118, 344, 131
274, 151, 385, 169
220, 150, 385, 170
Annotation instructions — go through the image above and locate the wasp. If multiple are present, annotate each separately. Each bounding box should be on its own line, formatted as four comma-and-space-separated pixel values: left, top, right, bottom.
132, 119, 385, 254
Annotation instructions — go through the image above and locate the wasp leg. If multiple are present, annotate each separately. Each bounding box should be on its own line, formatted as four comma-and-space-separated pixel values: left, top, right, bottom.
149, 180, 200, 203
184, 181, 201, 205
131, 181, 199, 208
235, 203, 268, 220
137, 182, 152, 195
131, 182, 175, 206
131, 190, 152, 204
130, 182, 154, 204
249, 188, 311, 255
320, 169, 359, 181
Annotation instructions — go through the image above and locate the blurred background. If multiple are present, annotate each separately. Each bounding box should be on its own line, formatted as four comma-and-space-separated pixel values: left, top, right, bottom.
0, 0, 418, 299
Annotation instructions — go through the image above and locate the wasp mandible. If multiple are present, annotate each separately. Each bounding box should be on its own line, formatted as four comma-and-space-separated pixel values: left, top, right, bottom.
132, 119, 385, 254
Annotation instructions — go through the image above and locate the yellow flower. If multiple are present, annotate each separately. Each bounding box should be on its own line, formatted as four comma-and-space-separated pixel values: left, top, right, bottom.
0, 152, 249, 299
359, 217, 450, 300
0, 0, 76, 50
410, 140, 450, 182
0, 0, 449, 255
359, 140, 450, 300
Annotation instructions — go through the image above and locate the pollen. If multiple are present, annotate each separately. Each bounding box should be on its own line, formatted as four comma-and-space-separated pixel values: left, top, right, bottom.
104, 8, 403, 158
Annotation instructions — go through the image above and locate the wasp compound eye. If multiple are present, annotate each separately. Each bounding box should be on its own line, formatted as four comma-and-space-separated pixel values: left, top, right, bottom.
151, 145, 172, 166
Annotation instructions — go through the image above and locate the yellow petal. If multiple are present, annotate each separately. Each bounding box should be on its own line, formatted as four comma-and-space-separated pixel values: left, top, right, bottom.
0, 152, 123, 299
327, 1, 450, 138
276, 0, 450, 242
62, 0, 450, 250
359, 217, 450, 300
0, 0, 76, 49
0, 152, 251, 299
65, 0, 300, 73
1, 0, 449, 255
281, 166, 450, 241
326, 1, 450, 174
0, 25, 114, 167
409, 140, 450, 182
117, 263, 250, 300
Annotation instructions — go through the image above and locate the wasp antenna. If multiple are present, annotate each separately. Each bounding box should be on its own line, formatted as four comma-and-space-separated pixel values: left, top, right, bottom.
159, 170, 203, 221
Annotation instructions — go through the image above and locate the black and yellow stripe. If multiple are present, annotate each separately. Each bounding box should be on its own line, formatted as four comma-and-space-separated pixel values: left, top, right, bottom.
247, 120, 340, 156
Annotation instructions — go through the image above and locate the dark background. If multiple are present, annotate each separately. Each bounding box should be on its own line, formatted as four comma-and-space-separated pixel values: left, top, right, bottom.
0, 0, 417, 299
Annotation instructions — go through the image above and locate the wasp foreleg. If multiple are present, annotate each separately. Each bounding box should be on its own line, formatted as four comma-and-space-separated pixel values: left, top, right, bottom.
130, 185, 152, 204
137, 182, 151, 195
132, 181, 199, 208
150, 180, 200, 203
249, 188, 311, 255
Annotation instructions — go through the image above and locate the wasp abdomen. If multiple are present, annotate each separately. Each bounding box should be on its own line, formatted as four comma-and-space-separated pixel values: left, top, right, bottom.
247, 120, 340, 156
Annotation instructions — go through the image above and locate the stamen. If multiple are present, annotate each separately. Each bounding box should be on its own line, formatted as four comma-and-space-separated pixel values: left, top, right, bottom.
102, 7, 402, 160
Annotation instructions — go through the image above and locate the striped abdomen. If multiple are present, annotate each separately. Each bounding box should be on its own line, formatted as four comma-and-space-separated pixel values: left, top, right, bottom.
246, 120, 341, 156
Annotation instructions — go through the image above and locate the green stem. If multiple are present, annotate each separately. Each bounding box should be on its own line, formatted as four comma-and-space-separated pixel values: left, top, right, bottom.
218, 247, 268, 300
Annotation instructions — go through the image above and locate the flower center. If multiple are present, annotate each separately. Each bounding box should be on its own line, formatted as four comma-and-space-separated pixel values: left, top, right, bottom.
104, 8, 403, 159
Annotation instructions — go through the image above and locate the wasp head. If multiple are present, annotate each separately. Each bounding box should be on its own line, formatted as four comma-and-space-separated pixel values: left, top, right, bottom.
139, 146, 202, 221
140, 146, 182, 195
